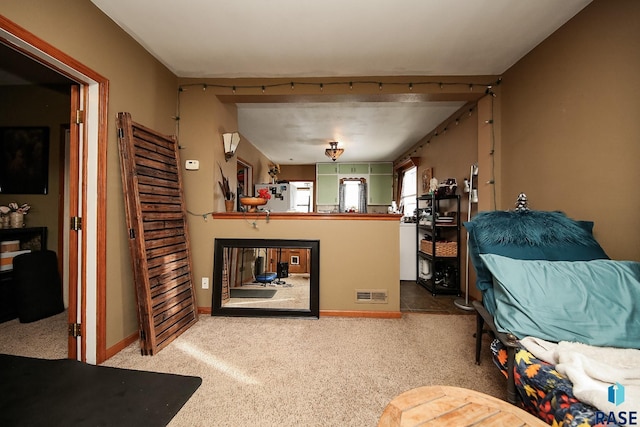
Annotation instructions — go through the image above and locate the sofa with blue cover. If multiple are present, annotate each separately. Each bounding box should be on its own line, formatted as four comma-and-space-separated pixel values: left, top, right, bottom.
465, 209, 640, 426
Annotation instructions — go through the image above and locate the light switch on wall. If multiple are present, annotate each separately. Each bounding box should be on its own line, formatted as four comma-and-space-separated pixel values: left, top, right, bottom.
201, 277, 209, 289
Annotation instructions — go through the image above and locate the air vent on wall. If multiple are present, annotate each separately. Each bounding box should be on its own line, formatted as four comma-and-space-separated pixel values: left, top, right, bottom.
355, 289, 388, 304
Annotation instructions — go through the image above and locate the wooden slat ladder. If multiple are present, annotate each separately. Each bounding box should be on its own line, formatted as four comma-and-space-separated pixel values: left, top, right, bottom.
116, 112, 198, 355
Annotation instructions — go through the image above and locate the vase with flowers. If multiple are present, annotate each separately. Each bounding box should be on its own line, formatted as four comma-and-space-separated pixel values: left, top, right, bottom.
257, 188, 271, 201
0, 202, 31, 228
218, 164, 236, 212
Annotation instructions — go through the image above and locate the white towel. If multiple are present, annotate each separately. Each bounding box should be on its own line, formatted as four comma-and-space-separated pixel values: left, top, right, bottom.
520, 336, 640, 413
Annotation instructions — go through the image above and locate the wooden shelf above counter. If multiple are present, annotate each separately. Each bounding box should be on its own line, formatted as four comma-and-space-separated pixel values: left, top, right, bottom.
212, 212, 403, 221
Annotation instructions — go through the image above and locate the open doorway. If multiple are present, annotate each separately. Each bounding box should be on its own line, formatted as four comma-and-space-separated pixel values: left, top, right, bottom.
236, 157, 253, 210
289, 182, 313, 213
0, 44, 74, 359
0, 17, 109, 364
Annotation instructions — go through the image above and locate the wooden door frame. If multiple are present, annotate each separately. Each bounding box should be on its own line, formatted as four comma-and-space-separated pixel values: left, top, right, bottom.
0, 16, 109, 363
57, 124, 69, 296
236, 157, 253, 209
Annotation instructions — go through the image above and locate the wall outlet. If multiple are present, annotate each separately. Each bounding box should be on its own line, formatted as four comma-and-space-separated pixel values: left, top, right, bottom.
201, 277, 209, 289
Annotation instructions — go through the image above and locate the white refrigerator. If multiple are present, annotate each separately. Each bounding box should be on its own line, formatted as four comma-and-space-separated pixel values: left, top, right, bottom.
399, 222, 417, 280
255, 183, 297, 212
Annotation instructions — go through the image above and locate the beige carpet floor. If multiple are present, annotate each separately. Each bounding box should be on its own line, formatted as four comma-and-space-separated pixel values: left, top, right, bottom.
105, 314, 504, 427
0, 310, 67, 359
0, 312, 505, 426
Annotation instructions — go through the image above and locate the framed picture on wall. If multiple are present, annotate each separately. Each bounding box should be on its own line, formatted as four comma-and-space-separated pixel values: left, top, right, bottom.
421, 167, 433, 193
0, 127, 50, 194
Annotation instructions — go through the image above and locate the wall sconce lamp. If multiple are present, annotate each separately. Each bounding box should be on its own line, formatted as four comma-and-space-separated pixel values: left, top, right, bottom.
325, 141, 344, 162
222, 132, 240, 162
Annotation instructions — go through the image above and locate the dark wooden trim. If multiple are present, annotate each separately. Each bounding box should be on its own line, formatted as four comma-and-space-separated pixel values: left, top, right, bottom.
57, 124, 69, 279
339, 177, 366, 184
67, 85, 80, 360
105, 331, 138, 360
80, 86, 89, 362
212, 212, 403, 221
1, 15, 110, 364
0, 16, 108, 85
393, 156, 421, 171
95, 80, 109, 364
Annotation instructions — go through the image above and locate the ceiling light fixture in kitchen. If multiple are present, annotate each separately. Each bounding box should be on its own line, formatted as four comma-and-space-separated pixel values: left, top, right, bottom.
325, 141, 344, 162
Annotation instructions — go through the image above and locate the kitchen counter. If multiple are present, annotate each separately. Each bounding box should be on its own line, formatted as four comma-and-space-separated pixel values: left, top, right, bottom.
212, 212, 403, 221
196, 211, 403, 316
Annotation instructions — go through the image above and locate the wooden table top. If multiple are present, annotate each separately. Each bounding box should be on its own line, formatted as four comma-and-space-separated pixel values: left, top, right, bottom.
378, 385, 548, 427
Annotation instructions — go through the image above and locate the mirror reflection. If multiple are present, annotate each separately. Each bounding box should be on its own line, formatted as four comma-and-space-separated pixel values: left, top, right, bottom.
212, 239, 319, 317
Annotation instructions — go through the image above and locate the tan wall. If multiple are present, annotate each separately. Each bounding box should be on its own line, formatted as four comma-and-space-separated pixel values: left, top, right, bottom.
278, 165, 316, 182
410, 106, 480, 299
0, 85, 70, 257
174, 85, 402, 311
175, 83, 275, 308
209, 218, 400, 312
499, 0, 640, 261
414, 108, 478, 196
3, 0, 179, 348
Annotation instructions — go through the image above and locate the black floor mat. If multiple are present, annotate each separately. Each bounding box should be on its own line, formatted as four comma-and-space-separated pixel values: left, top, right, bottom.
0, 354, 201, 427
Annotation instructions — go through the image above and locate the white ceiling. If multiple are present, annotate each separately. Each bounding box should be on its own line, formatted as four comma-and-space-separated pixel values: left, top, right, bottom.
89, 0, 592, 164
237, 101, 466, 163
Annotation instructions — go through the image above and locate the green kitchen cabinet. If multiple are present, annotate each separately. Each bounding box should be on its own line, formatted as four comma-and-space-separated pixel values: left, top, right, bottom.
368, 174, 393, 205
317, 163, 338, 174
316, 174, 339, 205
316, 162, 393, 206
369, 163, 393, 174
337, 163, 369, 174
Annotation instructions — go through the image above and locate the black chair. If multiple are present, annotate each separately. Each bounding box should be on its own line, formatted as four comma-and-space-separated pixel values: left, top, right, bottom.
13, 250, 64, 323
274, 261, 293, 287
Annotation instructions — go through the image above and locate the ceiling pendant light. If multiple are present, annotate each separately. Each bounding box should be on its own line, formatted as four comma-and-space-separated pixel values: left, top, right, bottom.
325, 141, 344, 162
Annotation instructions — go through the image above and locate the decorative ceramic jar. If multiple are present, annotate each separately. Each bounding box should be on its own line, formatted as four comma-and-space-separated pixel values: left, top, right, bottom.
9, 212, 24, 228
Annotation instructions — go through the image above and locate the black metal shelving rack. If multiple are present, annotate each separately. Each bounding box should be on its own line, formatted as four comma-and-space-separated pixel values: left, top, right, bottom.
416, 194, 461, 296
